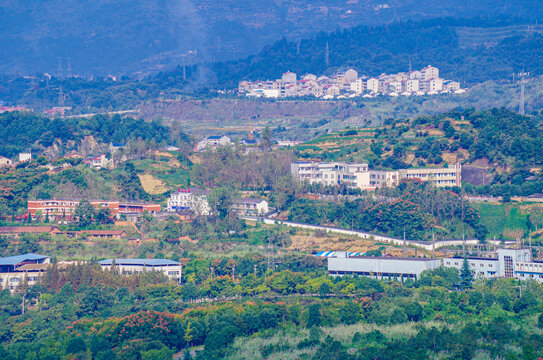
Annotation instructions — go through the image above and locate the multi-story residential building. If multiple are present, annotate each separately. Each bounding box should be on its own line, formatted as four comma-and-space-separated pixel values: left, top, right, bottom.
350, 79, 364, 94
282, 71, 297, 83
0, 254, 51, 292
232, 198, 269, 216
99, 258, 182, 283
328, 247, 541, 283
167, 187, 211, 215
27, 199, 161, 221
366, 78, 380, 93
406, 79, 420, 92
430, 78, 444, 92
398, 164, 461, 187
421, 65, 439, 80
291, 162, 369, 187
292, 161, 461, 189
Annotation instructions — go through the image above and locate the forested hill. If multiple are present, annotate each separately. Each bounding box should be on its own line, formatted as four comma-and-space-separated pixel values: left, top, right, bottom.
1, 1, 542, 76
0, 112, 189, 158
211, 17, 543, 87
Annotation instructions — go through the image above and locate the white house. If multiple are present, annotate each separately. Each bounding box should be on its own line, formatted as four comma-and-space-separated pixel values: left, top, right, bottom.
167, 187, 211, 215
196, 135, 233, 151
0, 156, 12, 167
88, 154, 112, 169
232, 198, 269, 216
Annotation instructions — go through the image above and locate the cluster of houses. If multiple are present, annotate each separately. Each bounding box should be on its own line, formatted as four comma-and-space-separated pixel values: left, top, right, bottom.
239, 66, 464, 99
166, 187, 269, 217
0, 152, 32, 167
0, 253, 182, 293
291, 161, 462, 189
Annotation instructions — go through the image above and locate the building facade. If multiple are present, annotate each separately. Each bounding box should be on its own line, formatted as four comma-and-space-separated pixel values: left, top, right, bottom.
0, 254, 51, 292
27, 199, 160, 221
292, 161, 461, 189
98, 258, 182, 283
232, 198, 269, 216
167, 188, 211, 215
328, 248, 543, 283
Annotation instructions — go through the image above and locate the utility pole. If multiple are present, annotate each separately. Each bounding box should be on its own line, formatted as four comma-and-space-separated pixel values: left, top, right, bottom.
402, 226, 406, 257
461, 188, 466, 257
21, 293, 26, 315
432, 232, 436, 259
518, 71, 530, 115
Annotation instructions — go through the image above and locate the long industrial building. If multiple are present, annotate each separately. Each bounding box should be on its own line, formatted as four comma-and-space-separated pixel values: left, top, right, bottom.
327, 248, 541, 282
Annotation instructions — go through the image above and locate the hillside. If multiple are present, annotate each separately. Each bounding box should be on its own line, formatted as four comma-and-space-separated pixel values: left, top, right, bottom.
296, 108, 543, 190
1, 2, 542, 76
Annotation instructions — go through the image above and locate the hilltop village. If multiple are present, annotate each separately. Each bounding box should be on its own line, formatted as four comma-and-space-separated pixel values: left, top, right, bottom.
239, 65, 464, 99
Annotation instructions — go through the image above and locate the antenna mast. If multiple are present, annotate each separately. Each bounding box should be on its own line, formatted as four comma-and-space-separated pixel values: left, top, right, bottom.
325, 41, 330, 67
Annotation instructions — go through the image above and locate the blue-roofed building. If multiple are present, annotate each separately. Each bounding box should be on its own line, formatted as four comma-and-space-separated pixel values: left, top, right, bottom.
99, 258, 182, 283
0, 254, 51, 292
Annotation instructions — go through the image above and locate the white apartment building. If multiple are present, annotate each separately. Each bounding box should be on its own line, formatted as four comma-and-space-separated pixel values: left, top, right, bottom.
291, 161, 369, 187
167, 187, 211, 215
406, 79, 420, 92
430, 78, 444, 92
282, 71, 297, 83
350, 79, 365, 94
421, 65, 439, 80
99, 258, 182, 283
343, 69, 358, 82
366, 78, 380, 93
292, 161, 461, 189
399, 164, 461, 187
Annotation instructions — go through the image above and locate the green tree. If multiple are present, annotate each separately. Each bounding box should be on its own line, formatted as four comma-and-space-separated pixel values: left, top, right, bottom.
207, 187, 235, 218
460, 257, 473, 289
75, 200, 96, 227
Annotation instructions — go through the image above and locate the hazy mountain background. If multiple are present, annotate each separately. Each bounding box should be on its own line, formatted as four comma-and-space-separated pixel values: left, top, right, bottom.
1, 0, 542, 76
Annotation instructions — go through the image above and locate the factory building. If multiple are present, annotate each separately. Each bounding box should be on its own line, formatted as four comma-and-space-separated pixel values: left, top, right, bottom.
327, 248, 542, 283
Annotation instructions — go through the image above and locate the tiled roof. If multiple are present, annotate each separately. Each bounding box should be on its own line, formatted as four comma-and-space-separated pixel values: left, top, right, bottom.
0, 226, 59, 234
0, 254, 50, 266
99, 258, 180, 266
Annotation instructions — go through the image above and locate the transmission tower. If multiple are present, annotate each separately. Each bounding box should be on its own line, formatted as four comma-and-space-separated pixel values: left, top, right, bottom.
58, 86, 64, 107
66, 58, 72, 78
325, 41, 330, 67
518, 71, 530, 115
57, 57, 63, 79
181, 50, 197, 81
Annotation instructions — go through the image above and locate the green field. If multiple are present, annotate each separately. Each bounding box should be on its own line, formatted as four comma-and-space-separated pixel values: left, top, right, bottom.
472, 202, 531, 239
